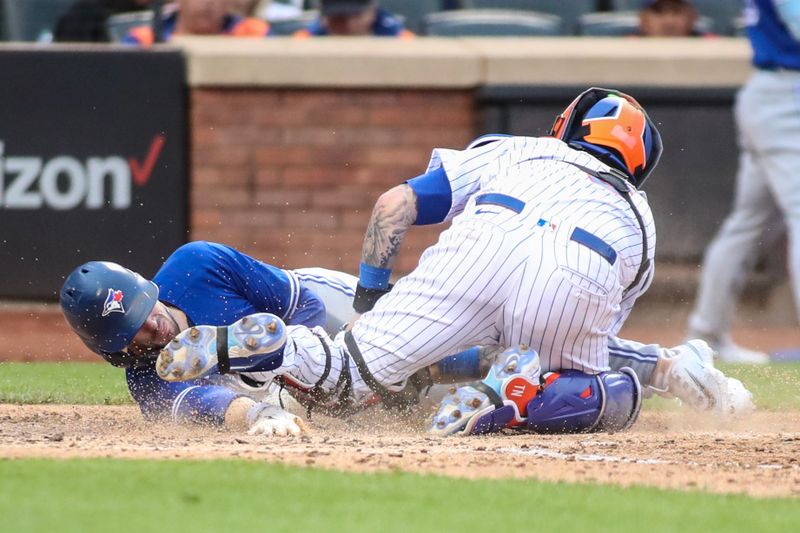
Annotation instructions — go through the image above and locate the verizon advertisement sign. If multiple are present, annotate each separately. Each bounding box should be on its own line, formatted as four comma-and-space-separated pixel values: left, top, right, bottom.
0, 134, 164, 209
0, 49, 187, 299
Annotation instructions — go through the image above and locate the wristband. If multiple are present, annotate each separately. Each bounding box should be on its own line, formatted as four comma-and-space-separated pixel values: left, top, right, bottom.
436, 347, 481, 381
359, 262, 391, 290
353, 283, 391, 313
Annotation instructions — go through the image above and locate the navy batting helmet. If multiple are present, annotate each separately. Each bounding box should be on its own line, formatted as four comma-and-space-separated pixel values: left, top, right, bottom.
60, 261, 159, 367
550, 87, 663, 188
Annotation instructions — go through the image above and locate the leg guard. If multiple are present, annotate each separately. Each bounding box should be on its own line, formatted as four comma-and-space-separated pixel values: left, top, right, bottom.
526, 367, 642, 434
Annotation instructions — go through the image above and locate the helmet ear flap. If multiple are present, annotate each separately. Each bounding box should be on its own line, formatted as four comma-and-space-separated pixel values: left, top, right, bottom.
549, 114, 566, 138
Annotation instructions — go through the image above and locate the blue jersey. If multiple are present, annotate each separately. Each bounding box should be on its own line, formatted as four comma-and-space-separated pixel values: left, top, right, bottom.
126, 241, 326, 425
746, 0, 800, 70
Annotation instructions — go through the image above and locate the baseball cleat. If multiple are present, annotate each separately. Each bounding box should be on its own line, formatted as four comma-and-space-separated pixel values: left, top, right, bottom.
429, 345, 541, 436
660, 340, 755, 417
430, 385, 497, 435
155, 313, 287, 382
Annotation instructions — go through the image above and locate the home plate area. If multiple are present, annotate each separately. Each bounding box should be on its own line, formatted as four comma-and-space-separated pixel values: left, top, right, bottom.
0, 404, 798, 498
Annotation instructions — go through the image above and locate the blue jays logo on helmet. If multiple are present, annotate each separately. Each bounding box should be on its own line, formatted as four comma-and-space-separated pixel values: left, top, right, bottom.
60, 261, 159, 367
102, 289, 126, 317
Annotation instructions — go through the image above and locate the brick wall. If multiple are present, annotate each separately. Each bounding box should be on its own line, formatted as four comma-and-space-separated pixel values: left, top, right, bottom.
190, 88, 477, 275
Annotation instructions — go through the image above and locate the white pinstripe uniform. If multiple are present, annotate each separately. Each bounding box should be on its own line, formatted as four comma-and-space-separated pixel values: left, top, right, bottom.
244, 136, 657, 402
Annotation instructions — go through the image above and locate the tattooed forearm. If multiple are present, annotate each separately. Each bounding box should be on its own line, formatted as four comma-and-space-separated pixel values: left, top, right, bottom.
362, 184, 418, 269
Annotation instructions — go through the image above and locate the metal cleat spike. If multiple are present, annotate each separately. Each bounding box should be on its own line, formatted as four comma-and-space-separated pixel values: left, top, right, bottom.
470, 398, 482, 409
171, 367, 184, 378
267, 320, 277, 334
519, 343, 529, 351
505, 362, 517, 373
170, 338, 181, 348
451, 410, 461, 420
245, 336, 258, 349
241, 317, 253, 329
189, 327, 200, 340
436, 420, 446, 429
448, 386, 457, 395
190, 358, 203, 371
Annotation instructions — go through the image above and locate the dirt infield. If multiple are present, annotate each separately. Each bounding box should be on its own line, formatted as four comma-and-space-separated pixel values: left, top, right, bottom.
1, 404, 798, 499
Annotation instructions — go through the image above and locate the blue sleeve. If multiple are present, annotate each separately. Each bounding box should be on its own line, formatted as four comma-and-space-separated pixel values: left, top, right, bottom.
406, 166, 452, 225
155, 241, 299, 321
220, 245, 299, 318
126, 365, 241, 426
285, 283, 327, 329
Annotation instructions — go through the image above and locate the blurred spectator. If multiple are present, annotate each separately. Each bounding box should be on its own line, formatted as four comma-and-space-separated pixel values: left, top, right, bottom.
294, 0, 413, 37
54, 0, 152, 42
639, 0, 703, 37
686, 0, 800, 364
124, 0, 269, 45
256, 0, 304, 21
229, 0, 261, 17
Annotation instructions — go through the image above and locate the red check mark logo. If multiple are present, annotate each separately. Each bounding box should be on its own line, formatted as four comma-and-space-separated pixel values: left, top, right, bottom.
129, 133, 165, 186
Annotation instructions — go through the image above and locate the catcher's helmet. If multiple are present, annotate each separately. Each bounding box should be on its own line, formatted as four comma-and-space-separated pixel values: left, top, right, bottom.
60, 261, 159, 367
550, 87, 662, 188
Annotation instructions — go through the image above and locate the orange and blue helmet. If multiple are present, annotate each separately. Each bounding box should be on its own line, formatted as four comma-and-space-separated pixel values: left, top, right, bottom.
550, 87, 663, 188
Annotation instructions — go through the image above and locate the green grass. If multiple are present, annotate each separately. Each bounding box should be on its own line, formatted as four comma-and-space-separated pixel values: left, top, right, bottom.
0, 458, 797, 533
720, 362, 800, 410
1, 361, 800, 410
0, 362, 131, 405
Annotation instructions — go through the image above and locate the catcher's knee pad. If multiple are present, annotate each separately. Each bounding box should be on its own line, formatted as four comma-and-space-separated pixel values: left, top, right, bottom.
525, 367, 642, 434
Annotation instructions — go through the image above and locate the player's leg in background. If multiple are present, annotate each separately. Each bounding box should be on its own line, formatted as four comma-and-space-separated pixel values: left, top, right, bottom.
753, 72, 800, 329
293, 267, 358, 335
688, 75, 782, 363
